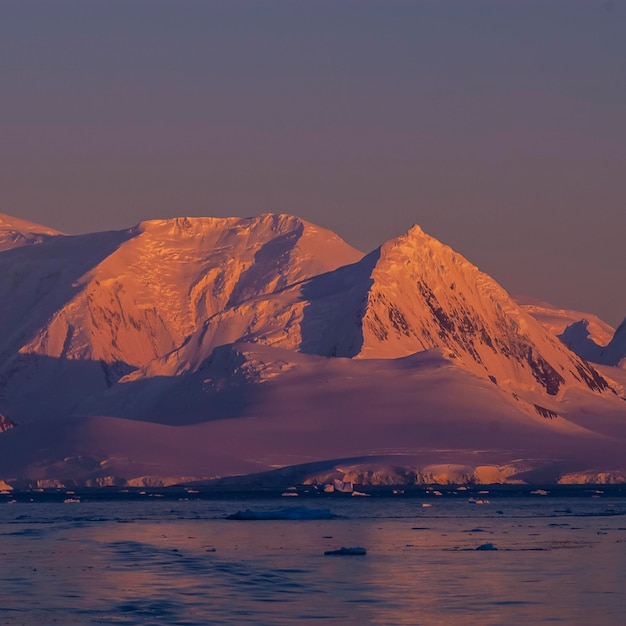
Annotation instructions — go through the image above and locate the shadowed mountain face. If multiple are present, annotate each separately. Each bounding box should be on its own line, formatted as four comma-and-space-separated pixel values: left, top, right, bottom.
559, 320, 608, 364
543, 314, 626, 371
0, 212, 623, 487
597, 319, 626, 368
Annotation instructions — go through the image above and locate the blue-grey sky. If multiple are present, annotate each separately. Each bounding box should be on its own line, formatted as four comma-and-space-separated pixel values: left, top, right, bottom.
2, 0, 625, 325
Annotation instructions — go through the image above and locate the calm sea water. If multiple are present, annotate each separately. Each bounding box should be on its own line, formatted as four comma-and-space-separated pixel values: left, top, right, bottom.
0, 487, 625, 625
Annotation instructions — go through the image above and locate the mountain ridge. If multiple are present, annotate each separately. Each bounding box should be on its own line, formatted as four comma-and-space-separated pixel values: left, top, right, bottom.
0, 211, 64, 252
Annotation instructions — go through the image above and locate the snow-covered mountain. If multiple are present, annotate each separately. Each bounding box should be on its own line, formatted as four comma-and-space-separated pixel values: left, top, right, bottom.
0, 215, 362, 421
136, 224, 612, 403
515, 295, 615, 346
0, 212, 624, 487
516, 294, 626, 369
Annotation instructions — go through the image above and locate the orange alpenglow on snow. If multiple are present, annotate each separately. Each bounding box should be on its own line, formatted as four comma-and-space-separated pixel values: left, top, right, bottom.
0, 212, 624, 488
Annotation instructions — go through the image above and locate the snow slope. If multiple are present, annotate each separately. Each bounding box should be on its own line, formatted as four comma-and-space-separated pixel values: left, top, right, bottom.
1, 344, 624, 487
22, 214, 362, 367
0, 212, 63, 252
0, 212, 624, 487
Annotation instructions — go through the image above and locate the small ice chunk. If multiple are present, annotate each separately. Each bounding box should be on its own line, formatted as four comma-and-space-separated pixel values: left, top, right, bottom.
324, 547, 367, 556
476, 543, 497, 551
227, 507, 336, 520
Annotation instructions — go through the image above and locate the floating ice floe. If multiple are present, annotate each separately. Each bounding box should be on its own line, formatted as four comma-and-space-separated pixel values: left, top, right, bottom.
324, 547, 367, 556
226, 507, 336, 520
476, 543, 498, 551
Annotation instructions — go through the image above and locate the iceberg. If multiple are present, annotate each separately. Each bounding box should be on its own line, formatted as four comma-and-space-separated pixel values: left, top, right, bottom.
324, 547, 367, 556
476, 543, 498, 551
226, 507, 336, 521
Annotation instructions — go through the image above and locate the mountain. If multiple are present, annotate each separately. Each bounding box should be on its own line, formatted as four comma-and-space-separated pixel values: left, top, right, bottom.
138, 225, 612, 402
514, 295, 615, 346
0, 212, 624, 487
0, 212, 63, 252
0, 214, 362, 421
516, 295, 626, 369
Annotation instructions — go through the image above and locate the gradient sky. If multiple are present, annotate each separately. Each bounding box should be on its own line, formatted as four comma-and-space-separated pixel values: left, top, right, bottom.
2, 0, 625, 325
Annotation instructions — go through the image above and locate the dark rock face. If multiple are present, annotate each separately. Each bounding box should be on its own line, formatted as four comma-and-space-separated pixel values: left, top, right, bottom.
534, 405, 559, 419
599, 317, 626, 367
527, 349, 565, 397
0, 413, 15, 432
574, 362, 611, 393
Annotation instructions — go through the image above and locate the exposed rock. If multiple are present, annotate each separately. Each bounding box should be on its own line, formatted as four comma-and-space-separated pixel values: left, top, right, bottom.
0, 414, 15, 433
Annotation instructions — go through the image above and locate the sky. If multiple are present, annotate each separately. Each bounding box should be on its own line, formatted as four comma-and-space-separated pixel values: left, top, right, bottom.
2, 0, 625, 326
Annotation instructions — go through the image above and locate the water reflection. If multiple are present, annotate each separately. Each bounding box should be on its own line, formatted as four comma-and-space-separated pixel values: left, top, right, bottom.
0, 502, 625, 624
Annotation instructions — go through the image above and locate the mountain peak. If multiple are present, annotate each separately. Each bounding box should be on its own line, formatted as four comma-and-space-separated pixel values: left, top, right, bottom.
405, 223, 426, 236
376, 223, 479, 293
389, 223, 436, 248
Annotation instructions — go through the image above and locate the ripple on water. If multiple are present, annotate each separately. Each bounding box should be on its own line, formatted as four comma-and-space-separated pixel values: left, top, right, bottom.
0, 497, 625, 625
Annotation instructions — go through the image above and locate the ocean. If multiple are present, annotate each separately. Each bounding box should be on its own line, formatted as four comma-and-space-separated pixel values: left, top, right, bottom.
1, 486, 625, 625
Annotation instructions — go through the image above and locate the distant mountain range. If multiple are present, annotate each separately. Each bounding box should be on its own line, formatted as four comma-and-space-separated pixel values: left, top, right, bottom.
516, 295, 626, 369
0, 211, 624, 488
